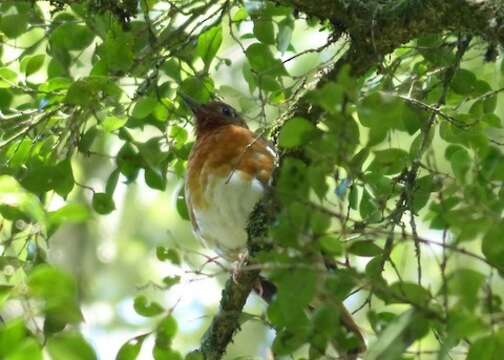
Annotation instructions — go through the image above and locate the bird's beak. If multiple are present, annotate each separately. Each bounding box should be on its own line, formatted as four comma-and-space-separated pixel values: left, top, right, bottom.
179, 93, 202, 114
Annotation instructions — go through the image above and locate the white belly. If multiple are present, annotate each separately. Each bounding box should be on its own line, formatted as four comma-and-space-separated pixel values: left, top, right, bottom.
190, 171, 265, 260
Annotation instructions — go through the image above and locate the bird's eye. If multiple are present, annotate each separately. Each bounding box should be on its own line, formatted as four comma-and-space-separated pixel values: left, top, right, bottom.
221, 105, 233, 117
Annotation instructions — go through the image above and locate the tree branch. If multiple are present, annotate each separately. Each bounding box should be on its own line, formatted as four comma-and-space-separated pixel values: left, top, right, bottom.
199, 264, 261, 360
277, 0, 504, 75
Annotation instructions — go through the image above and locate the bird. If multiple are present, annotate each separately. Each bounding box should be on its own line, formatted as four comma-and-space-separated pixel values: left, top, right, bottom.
182, 95, 276, 261
182, 95, 365, 358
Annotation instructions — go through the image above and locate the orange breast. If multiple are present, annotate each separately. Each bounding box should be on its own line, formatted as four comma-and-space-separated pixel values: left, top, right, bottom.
186, 125, 276, 210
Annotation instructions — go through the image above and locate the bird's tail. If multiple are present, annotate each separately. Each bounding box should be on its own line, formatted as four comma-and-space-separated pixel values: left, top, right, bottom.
335, 303, 366, 359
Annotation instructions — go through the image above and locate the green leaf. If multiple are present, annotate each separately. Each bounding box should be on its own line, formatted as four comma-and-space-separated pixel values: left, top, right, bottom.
277, 158, 309, 204
388, 282, 431, 306
446, 309, 484, 339
417, 35, 455, 66
161, 59, 181, 82
0, 67, 17, 88
196, 25, 222, 71
48, 204, 91, 226
307, 165, 329, 199
132, 97, 157, 119
0, 284, 12, 309
179, 77, 214, 103
0, 176, 46, 222
257, 74, 281, 92
349, 185, 359, 210
144, 168, 167, 191
0, 14, 28, 38
366, 309, 427, 360
272, 328, 307, 356
28, 265, 82, 326
65, 79, 97, 107
245, 43, 286, 76
482, 222, 504, 269
319, 235, 342, 256
467, 330, 504, 360
162, 276, 180, 288
349, 148, 370, 174
5, 338, 43, 360
483, 94, 498, 114
156, 247, 181, 265
276, 17, 294, 53
270, 268, 316, 330
0, 88, 13, 108
278, 117, 316, 148
106, 169, 121, 196
308, 82, 344, 114
358, 92, 422, 135
348, 240, 382, 257
324, 270, 357, 302
153, 347, 182, 360
365, 256, 385, 282
447, 269, 485, 309
368, 311, 396, 334
0, 320, 27, 358
79, 126, 99, 153
482, 113, 502, 128
359, 189, 380, 222
253, 19, 275, 45
445, 145, 471, 182
451, 69, 477, 95
19, 165, 54, 194
99, 30, 133, 72
51, 23, 95, 51
185, 351, 204, 360
155, 315, 178, 348
369, 148, 409, 175
133, 295, 164, 317
92, 193, 115, 215
101, 116, 127, 132
232, 7, 249, 22
20, 54, 45, 77
310, 211, 331, 234
176, 189, 190, 221
170, 125, 188, 148
411, 175, 437, 212
138, 138, 167, 168
53, 159, 74, 198
116, 334, 148, 360
242, 63, 256, 92
320, 114, 360, 158
47, 332, 97, 360
117, 143, 141, 181
311, 304, 339, 340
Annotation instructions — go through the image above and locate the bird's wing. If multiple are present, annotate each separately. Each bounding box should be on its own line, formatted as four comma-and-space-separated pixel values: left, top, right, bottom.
229, 131, 277, 188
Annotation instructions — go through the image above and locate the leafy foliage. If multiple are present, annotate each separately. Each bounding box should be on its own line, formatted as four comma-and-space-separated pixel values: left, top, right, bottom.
0, 0, 503, 359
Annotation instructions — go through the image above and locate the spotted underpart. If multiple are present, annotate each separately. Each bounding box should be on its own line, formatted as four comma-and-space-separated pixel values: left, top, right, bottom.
185, 124, 276, 260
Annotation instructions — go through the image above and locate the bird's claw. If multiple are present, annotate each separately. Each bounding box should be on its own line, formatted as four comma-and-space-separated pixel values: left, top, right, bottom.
231, 251, 248, 284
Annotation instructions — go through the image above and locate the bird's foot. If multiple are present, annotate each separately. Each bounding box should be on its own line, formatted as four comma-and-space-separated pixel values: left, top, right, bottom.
231, 251, 248, 284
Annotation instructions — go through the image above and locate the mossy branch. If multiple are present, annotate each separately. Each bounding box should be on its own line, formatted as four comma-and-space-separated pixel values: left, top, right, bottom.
198, 265, 261, 360
277, 0, 504, 75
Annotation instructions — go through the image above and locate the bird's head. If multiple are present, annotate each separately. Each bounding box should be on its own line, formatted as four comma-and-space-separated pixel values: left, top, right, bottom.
180, 94, 248, 136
